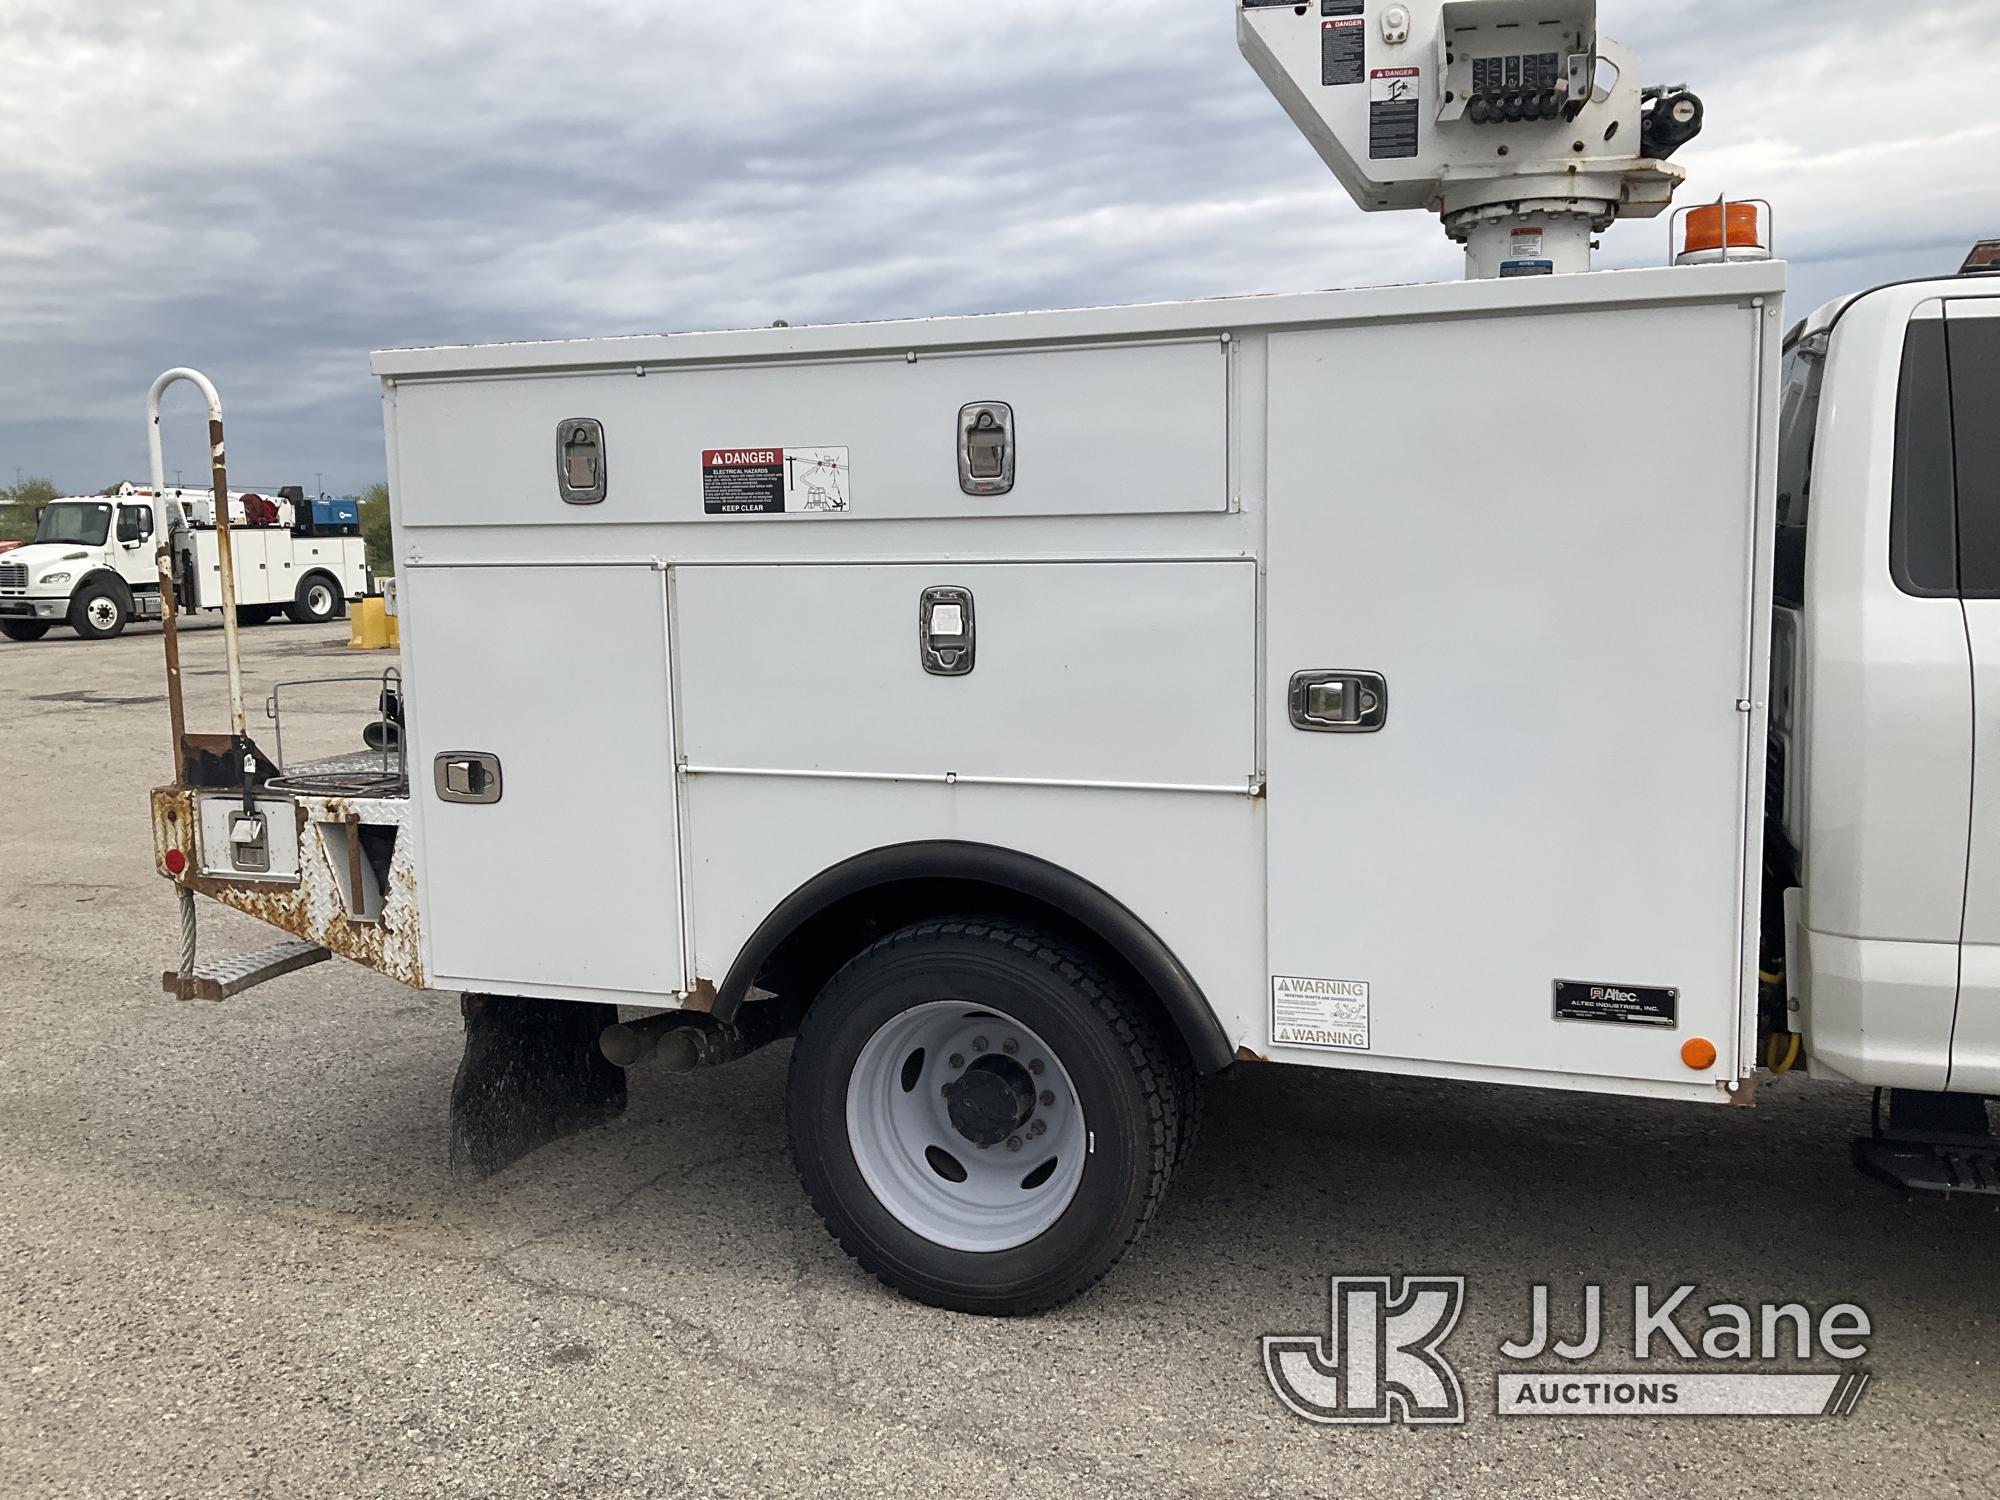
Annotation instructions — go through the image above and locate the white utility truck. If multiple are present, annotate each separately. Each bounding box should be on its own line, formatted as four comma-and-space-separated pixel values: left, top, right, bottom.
148, 0, 2000, 1315
1, 480, 366, 641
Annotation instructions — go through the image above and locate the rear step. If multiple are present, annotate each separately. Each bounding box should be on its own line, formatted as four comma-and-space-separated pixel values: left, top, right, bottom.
162, 940, 332, 1002
1853, 1090, 2000, 1199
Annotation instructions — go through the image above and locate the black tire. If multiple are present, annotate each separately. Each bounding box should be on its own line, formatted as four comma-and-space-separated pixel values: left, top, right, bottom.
288, 572, 345, 625
787, 916, 1185, 1315
0, 620, 51, 642
236, 604, 281, 626
68, 580, 129, 640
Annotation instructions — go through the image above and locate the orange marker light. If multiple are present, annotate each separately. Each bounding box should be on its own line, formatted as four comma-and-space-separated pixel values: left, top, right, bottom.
1681, 1037, 1718, 1071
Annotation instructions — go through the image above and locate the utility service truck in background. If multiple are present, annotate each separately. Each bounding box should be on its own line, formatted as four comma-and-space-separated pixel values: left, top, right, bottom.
144, 0, 2000, 1316
0, 480, 366, 641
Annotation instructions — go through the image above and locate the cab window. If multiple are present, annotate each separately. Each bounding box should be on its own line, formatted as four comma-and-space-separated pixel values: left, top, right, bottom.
116, 505, 154, 544
1890, 311, 2000, 600
1889, 319, 1957, 598
1952, 316, 2000, 598
1773, 342, 1824, 605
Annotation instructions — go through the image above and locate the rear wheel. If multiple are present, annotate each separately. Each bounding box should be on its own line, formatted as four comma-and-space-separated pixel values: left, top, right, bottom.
0, 621, 51, 642
288, 573, 344, 624
787, 916, 1188, 1315
68, 581, 129, 640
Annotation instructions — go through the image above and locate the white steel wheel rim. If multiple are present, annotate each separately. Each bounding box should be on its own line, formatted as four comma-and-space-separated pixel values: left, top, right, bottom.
306, 583, 333, 615
86, 598, 117, 628
845, 1001, 1086, 1253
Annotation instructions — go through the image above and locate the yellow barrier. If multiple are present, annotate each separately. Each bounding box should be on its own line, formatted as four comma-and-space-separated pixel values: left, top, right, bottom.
347, 596, 400, 651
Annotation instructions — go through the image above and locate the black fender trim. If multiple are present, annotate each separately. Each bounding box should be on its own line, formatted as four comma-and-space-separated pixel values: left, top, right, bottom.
73, 569, 134, 607
710, 840, 1235, 1075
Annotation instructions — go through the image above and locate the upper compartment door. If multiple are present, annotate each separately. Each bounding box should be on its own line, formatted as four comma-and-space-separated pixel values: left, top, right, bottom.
1945, 298, 2000, 1090
1262, 302, 1768, 1089
403, 562, 686, 1001
388, 337, 1230, 528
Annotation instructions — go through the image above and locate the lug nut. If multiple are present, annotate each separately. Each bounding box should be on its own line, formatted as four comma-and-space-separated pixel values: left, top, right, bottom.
1039, 1090, 1055, 1107
1029, 1119, 1047, 1138
1006, 1136, 1022, 1152
973, 1036, 989, 1053
948, 1053, 965, 1070
1003, 1038, 1019, 1055
1028, 1059, 1045, 1075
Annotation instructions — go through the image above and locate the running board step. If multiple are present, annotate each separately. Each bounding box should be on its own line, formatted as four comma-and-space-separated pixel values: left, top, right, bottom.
162, 940, 332, 1002
1853, 1137, 2000, 1197
1853, 1089, 2000, 1198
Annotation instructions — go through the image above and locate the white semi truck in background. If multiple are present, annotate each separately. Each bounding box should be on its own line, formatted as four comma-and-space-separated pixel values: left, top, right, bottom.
0, 481, 368, 641
141, 0, 2000, 1316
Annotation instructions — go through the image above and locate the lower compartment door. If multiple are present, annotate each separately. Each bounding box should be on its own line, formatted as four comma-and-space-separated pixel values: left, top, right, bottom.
406, 563, 685, 998
1262, 309, 1764, 1089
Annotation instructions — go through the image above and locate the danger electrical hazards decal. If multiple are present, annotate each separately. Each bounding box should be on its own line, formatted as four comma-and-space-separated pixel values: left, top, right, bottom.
701, 447, 851, 515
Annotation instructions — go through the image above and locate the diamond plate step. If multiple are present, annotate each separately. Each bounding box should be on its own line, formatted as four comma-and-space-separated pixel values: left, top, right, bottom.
162, 940, 332, 1002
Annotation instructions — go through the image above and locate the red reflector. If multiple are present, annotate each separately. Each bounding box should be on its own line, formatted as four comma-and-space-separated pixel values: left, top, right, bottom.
164, 849, 188, 876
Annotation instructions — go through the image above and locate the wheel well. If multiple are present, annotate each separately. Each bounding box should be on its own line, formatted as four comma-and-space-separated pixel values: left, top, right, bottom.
713, 842, 1235, 1075
73, 569, 132, 605
298, 569, 339, 595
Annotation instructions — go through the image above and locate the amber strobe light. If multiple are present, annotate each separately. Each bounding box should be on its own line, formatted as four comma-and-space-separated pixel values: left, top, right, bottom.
1683, 202, 1763, 255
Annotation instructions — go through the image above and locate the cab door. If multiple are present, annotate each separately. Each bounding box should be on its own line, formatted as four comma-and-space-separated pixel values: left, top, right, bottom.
112, 502, 156, 589
1945, 297, 2000, 1090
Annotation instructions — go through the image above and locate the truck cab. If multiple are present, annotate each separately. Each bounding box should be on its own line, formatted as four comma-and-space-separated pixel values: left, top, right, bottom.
0, 492, 169, 640
1774, 256, 2000, 1096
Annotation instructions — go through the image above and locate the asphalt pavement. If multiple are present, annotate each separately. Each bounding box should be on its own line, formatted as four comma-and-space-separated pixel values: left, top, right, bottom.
2, 618, 1996, 1498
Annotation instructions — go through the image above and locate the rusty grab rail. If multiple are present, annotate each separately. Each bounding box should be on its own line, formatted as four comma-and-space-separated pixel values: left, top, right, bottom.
149, 366, 246, 1002
148, 368, 247, 771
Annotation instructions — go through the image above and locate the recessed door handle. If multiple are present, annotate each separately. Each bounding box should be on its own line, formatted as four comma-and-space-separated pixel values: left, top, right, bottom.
1289, 671, 1388, 733
919, 586, 975, 676
434, 752, 503, 804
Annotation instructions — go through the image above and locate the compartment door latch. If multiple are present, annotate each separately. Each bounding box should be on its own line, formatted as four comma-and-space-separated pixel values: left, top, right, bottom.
557, 418, 607, 505
1288, 670, 1388, 733
434, 752, 504, 804
920, 586, 976, 676
957, 402, 1015, 497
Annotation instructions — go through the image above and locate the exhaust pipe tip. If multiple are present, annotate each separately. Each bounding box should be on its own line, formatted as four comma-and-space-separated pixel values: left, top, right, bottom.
599, 1015, 715, 1071
599, 1007, 783, 1073
599, 1022, 654, 1069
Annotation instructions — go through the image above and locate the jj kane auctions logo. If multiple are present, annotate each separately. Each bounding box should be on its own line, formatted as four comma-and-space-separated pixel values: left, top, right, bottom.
1263, 1278, 1872, 1423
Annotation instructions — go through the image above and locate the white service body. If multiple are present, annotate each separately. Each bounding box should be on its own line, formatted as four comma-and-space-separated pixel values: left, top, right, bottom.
372, 262, 1785, 1106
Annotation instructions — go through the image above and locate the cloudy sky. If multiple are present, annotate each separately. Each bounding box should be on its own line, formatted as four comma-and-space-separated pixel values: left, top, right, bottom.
2, 0, 1994, 496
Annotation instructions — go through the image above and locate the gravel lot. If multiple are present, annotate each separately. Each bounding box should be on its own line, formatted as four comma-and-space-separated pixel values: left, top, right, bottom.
3, 619, 1997, 1499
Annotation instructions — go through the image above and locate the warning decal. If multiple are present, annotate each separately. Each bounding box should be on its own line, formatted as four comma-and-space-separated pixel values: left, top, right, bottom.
1321, 16, 1365, 86
702, 447, 850, 515
1369, 68, 1420, 160
1271, 976, 1371, 1052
